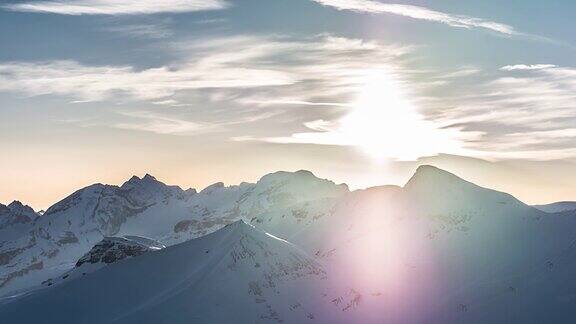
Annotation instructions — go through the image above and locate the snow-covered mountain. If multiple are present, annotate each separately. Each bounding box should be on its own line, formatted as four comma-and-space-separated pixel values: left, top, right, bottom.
534, 201, 576, 213
0, 201, 38, 234
0, 171, 346, 297
2, 166, 576, 323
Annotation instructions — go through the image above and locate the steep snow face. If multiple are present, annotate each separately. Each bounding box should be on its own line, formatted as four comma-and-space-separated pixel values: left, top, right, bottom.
534, 201, 576, 213
0, 221, 352, 324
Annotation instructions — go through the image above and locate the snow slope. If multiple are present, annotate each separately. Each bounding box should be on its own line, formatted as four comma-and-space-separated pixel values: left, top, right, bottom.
40, 235, 165, 289
0, 221, 352, 324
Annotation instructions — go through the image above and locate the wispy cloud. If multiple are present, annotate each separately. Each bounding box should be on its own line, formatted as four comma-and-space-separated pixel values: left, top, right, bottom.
114, 111, 210, 135
425, 65, 576, 160
312, 0, 516, 35
3, 31, 574, 160
3, 0, 228, 15
0, 35, 410, 105
0, 57, 293, 102
500, 64, 557, 71
439, 67, 481, 79
113, 108, 281, 136
102, 23, 173, 39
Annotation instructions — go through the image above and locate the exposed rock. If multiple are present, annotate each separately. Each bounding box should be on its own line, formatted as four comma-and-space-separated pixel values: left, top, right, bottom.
57, 231, 79, 245
75, 236, 164, 268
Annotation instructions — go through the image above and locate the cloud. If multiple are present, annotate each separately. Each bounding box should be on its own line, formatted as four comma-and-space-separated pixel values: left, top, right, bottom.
3, 32, 573, 161
439, 67, 481, 79
102, 23, 173, 39
423, 65, 576, 160
3, 0, 228, 15
0, 57, 294, 102
500, 64, 557, 71
114, 111, 211, 135
312, 0, 516, 35
113, 108, 281, 136
0, 35, 410, 105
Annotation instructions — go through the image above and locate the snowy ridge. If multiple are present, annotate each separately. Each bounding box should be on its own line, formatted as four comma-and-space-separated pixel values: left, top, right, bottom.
534, 201, 576, 213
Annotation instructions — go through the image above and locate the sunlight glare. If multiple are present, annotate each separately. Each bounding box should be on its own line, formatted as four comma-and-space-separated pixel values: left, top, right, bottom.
340, 70, 465, 161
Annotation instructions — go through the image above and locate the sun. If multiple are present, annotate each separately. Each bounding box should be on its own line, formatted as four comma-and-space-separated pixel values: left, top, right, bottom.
339, 70, 466, 161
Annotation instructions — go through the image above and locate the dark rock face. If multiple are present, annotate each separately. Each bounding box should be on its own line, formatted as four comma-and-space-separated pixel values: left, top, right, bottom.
75, 237, 162, 268
0, 248, 25, 266
174, 220, 193, 233
57, 231, 79, 245
0, 262, 43, 288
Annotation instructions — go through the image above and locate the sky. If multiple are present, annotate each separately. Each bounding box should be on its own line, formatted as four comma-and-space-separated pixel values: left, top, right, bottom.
1, 0, 576, 210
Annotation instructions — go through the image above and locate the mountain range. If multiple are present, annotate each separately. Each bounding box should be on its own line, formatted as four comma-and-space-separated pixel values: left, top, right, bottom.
1, 166, 576, 323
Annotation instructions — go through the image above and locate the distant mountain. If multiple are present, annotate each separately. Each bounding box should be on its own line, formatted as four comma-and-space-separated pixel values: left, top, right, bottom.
533, 201, 576, 213
0, 201, 39, 242
0, 201, 38, 229
2, 166, 576, 323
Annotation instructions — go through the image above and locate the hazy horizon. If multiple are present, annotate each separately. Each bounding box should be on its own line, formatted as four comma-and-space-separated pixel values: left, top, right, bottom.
4, 154, 576, 211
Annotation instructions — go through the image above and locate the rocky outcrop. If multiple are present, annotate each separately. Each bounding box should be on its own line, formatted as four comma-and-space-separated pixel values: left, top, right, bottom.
75, 236, 164, 268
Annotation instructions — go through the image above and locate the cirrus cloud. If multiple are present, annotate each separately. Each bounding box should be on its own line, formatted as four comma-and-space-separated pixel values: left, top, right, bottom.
500, 64, 557, 71
312, 0, 516, 35
0, 35, 411, 104
2, 0, 228, 15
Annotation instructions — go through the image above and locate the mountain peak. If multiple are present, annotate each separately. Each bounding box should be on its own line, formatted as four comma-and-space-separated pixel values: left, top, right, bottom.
6, 200, 38, 219
226, 219, 251, 229
7, 200, 24, 209
200, 182, 225, 194
259, 169, 316, 182
215, 220, 272, 241
127, 175, 141, 182
404, 165, 468, 189
142, 174, 157, 181
414, 165, 454, 177
257, 169, 337, 188
122, 174, 163, 189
